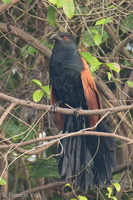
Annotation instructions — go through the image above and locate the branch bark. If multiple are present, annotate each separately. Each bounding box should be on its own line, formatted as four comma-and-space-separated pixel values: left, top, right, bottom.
104, 24, 133, 64
0, 22, 51, 59
0, 92, 133, 117
0, 0, 20, 14
0, 130, 133, 152
0, 102, 16, 126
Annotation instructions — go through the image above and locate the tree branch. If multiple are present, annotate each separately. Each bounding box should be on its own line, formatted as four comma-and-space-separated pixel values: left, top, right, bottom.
113, 161, 132, 175
0, 102, 16, 126
104, 24, 133, 64
0, 0, 20, 14
0, 22, 51, 59
0, 129, 133, 152
0, 92, 133, 117
0, 133, 57, 155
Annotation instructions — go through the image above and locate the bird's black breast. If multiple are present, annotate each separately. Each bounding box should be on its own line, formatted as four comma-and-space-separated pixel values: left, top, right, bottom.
49, 51, 86, 108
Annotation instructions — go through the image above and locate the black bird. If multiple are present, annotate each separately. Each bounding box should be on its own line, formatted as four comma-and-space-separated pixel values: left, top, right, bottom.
49, 32, 117, 191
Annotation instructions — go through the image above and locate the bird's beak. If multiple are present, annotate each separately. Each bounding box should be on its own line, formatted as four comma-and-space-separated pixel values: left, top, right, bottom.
51, 34, 61, 41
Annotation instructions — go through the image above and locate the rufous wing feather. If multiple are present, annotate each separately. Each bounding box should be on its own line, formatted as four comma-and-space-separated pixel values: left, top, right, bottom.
50, 84, 66, 130
80, 57, 102, 128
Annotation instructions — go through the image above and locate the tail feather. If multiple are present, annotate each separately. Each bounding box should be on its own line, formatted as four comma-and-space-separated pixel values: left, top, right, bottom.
58, 115, 117, 191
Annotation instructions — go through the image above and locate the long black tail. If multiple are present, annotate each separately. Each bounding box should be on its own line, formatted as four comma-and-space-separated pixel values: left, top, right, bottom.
58, 115, 117, 192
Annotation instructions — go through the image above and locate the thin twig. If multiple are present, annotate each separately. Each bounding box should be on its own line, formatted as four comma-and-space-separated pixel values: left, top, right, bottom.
0, 129, 133, 151
0, 22, 51, 59
0, 102, 16, 126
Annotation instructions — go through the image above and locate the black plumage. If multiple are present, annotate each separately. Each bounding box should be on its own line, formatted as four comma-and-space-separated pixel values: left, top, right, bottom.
49, 32, 117, 191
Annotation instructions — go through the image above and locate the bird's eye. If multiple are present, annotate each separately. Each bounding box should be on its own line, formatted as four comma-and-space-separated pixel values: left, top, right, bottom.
63, 36, 68, 40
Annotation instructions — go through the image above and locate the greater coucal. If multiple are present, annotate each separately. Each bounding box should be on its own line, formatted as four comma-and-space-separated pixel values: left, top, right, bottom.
49, 32, 117, 192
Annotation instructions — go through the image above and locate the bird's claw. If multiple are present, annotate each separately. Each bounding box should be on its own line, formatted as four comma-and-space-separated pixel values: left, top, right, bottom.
51, 100, 63, 113
73, 107, 80, 117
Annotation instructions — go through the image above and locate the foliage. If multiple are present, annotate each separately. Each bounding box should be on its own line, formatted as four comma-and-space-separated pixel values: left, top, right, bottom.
48, 0, 74, 19
0, 178, 6, 186
126, 80, 133, 87
70, 196, 88, 200
2, 0, 11, 4
32, 79, 50, 102
0, 0, 132, 199
81, 52, 121, 74
29, 158, 59, 178
106, 183, 121, 200
82, 26, 109, 47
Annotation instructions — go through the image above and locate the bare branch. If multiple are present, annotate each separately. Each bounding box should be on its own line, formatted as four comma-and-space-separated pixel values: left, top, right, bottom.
0, 129, 133, 152
113, 161, 132, 175
0, 102, 16, 126
0, 92, 133, 117
0, 22, 51, 59
0, 0, 20, 14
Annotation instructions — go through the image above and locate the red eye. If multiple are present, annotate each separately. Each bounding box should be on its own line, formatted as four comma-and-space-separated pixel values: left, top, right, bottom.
64, 36, 68, 40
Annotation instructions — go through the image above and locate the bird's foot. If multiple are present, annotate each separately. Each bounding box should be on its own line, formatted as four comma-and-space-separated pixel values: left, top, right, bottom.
51, 100, 63, 113
73, 107, 81, 117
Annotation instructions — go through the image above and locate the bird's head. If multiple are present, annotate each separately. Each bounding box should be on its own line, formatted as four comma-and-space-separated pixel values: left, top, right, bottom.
51, 32, 76, 49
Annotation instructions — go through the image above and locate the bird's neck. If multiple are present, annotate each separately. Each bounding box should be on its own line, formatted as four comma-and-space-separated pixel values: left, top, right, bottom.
52, 45, 81, 63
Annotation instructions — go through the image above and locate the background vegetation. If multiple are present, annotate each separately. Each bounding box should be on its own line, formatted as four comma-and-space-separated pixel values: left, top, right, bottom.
0, 0, 133, 199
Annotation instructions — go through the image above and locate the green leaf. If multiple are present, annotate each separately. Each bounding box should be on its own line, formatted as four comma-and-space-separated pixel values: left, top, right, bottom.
20, 45, 36, 57
64, 183, 72, 188
70, 196, 88, 200
2, 0, 11, 4
30, 158, 59, 178
56, 0, 62, 8
81, 52, 102, 73
78, 195, 88, 200
1, 118, 36, 143
47, 6, 56, 26
32, 79, 42, 87
112, 197, 117, 200
113, 173, 121, 180
70, 199, 78, 200
82, 26, 109, 47
124, 59, 132, 67
107, 72, 113, 80
106, 63, 120, 73
3, 120, 26, 139
120, 14, 133, 33
0, 177, 6, 185
126, 81, 133, 88
90, 57, 102, 73
107, 187, 113, 195
41, 40, 53, 49
90, 29, 99, 35
32, 90, 45, 102
81, 52, 93, 63
96, 17, 113, 25
93, 34, 102, 46
107, 5, 117, 9
42, 85, 50, 97
27, 46, 36, 55
106, 193, 111, 198
20, 44, 29, 58
48, 0, 57, 5
62, 0, 74, 19
113, 183, 121, 192
1, 59, 15, 66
